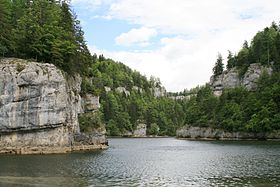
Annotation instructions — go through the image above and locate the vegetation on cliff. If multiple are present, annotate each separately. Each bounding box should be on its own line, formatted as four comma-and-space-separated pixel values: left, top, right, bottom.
0, 0, 91, 74
84, 56, 186, 136
186, 23, 280, 133
1, 0, 279, 136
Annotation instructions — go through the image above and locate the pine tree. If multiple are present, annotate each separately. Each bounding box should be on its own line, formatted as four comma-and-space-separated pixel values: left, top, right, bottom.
0, 0, 12, 56
213, 53, 224, 77
226, 50, 235, 70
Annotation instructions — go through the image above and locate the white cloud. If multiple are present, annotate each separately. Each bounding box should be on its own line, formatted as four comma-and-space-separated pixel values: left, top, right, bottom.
115, 27, 157, 46
72, 0, 112, 6
75, 0, 280, 91
108, 0, 280, 34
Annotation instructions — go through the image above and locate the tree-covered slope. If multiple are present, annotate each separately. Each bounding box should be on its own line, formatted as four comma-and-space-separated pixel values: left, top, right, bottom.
0, 0, 92, 74
83, 56, 186, 136
1, 0, 279, 136
184, 23, 280, 134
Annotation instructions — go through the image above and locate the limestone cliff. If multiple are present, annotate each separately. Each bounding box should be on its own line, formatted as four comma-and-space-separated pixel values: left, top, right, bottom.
210, 63, 272, 96
176, 126, 280, 140
0, 58, 107, 154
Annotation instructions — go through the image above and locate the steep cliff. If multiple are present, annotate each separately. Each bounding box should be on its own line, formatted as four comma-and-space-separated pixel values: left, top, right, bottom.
210, 63, 272, 96
0, 58, 107, 154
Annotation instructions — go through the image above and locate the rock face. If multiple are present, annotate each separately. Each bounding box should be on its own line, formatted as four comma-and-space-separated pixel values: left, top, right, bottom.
133, 123, 147, 137
116, 86, 130, 96
210, 63, 272, 96
0, 58, 107, 154
82, 94, 100, 112
121, 123, 147, 137
176, 126, 280, 140
152, 87, 166, 97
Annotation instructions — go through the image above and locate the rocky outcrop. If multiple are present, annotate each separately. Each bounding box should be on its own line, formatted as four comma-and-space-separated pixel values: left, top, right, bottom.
176, 126, 280, 140
210, 63, 272, 96
132, 86, 143, 93
0, 58, 107, 154
82, 94, 100, 112
133, 123, 147, 137
151, 87, 166, 97
169, 95, 193, 100
121, 123, 147, 137
115, 86, 130, 96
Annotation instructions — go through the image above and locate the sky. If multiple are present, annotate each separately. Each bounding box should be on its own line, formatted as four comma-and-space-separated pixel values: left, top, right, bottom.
71, 0, 280, 92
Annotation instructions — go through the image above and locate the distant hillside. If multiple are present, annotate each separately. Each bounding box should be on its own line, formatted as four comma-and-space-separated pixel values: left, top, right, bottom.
1, 0, 279, 137
179, 23, 280, 135
83, 56, 183, 136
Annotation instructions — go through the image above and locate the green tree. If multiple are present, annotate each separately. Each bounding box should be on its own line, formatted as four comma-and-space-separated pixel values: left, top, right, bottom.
213, 53, 224, 77
226, 50, 235, 70
0, 0, 12, 56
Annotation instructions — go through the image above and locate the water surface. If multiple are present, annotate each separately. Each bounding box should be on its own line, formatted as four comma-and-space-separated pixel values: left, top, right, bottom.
0, 138, 280, 186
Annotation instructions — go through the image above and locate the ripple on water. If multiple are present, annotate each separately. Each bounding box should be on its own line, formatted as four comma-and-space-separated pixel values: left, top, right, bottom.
0, 138, 280, 186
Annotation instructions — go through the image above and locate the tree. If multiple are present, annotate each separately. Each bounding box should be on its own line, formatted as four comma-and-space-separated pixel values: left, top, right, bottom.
0, 0, 12, 56
212, 53, 224, 77
243, 40, 249, 49
226, 50, 235, 70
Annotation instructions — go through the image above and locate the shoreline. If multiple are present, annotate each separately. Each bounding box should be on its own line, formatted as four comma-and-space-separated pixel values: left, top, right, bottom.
108, 135, 172, 138
177, 137, 280, 141
0, 144, 108, 155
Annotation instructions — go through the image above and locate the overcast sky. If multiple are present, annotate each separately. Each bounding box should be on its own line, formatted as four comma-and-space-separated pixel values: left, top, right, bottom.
72, 0, 280, 92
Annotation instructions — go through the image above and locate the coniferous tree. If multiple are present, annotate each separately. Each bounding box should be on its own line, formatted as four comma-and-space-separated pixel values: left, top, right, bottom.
213, 53, 224, 77
226, 50, 235, 70
0, 0, 12, 56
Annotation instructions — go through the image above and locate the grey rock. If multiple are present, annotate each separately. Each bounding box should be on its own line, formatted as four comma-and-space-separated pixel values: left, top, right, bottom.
104, 86, 111, 92
133, 123, 147, 137
151, 87, 166, 97
176, 126, 280, 140
82, 94, 100, 112
132, 86, 143, 93
116, 87, 130, 96
210, 63, 272, 96
0, 58, 107, 154
241, 63, 272, 90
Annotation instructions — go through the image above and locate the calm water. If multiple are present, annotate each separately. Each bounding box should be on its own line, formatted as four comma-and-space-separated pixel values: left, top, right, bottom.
0, 138, 280, 187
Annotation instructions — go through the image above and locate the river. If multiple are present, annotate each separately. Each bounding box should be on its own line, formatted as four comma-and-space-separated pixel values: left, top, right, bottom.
0, 138, 280, 186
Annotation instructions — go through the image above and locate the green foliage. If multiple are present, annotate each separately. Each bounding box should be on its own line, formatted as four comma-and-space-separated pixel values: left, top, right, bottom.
226, 50, 236, 70
2, 1, 280, 136
184, 72, 280, 133
225, 23, 280, 76
106, 120, 121, 136
147, 123, 159, 135
212, 53, 224, 77
78, 112, 103, 132
1, 0, 92, 74
0, 0, 12, 56
82, 57, 186, 136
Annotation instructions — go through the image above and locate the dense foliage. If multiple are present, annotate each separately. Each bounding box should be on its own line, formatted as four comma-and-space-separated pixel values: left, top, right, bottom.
224, 22, 280, 74
85, 57, 186, 136
0, 0, 91, 74
1, 1, 279, 136
212, 53, 224, 77
184, 73, 280, 133
188, 23, 280, 133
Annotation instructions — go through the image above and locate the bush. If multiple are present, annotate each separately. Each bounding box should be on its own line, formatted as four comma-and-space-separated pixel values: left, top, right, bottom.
78, 112, 103, 132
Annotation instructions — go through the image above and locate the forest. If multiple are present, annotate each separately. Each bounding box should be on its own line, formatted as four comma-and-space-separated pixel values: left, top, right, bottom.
0, 0, 279, 136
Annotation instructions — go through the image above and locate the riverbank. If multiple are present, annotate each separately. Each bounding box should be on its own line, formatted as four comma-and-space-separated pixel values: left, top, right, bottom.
176, 126, 280, 140
108, 135, 171, 138
0, 144, 108, 155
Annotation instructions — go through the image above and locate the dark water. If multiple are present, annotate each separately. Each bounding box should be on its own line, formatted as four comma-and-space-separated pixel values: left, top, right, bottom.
0, 138, 280, 187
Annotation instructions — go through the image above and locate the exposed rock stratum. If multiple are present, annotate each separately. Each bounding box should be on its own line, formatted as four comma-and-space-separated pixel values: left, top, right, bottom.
0, 58, 107, 154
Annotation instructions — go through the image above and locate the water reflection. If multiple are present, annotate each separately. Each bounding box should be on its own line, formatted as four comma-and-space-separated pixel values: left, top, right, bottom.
0, 138, 280, 186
